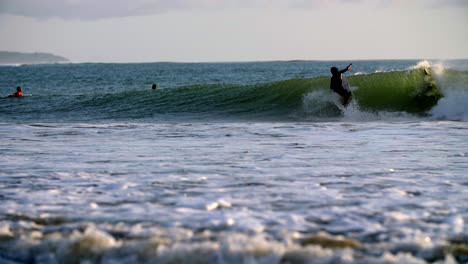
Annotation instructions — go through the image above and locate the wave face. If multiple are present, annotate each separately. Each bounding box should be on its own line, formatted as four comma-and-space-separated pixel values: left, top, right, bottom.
1, 61, 467, 122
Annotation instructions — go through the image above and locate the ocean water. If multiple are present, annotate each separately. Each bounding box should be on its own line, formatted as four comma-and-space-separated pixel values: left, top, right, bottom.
0, 60, 467, 263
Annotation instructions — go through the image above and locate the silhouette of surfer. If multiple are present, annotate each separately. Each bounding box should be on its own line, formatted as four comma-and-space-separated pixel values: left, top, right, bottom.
330, 63, 352, 106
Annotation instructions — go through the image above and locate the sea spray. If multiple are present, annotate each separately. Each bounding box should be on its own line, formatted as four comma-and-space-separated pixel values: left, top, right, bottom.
430, 66, 468, 121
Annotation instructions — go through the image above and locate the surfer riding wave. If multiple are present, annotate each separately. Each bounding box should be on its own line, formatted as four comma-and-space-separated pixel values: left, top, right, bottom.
330, 63, 352, 106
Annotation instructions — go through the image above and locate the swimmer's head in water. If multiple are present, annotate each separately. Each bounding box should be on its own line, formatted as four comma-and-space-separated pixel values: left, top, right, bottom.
330, 67, 338, 75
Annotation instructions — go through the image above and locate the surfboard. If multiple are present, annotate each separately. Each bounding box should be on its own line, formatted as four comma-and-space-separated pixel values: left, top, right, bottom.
333, 97, 347, 112
3, 94, 32, 99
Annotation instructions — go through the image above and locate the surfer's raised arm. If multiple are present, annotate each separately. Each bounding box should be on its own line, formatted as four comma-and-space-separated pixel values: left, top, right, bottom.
339, 63, 352, 74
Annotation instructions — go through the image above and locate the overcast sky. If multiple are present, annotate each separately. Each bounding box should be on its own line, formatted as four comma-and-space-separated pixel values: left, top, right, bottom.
0, 0, 467, 62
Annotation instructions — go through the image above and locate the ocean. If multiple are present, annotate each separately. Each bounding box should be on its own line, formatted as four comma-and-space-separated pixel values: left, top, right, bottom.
0, 60, 467, 263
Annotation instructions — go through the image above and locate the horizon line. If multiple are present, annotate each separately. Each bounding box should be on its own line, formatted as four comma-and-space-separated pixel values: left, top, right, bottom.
39, 58, 468, 64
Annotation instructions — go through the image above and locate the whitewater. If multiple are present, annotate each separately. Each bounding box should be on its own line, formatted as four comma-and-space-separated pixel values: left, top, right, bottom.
0, 60, 467, 263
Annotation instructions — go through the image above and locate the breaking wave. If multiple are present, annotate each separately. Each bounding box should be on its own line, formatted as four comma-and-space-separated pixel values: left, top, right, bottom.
1, 62, 467, 122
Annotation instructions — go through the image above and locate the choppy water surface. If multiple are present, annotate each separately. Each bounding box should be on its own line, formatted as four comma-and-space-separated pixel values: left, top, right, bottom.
0, 60, 467, 263
0, 121, 467, 263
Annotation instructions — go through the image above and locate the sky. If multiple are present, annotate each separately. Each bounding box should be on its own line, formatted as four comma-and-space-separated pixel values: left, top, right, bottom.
0, 0, 467, 62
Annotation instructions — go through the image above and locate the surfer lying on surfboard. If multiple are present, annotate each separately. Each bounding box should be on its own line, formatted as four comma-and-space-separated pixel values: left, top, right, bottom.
330, 63, 352, 107
7, 86, 23, 98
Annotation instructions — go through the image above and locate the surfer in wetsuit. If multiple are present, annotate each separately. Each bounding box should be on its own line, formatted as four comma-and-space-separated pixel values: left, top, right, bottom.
330, 63, 352, 106
8, 86, 23, 98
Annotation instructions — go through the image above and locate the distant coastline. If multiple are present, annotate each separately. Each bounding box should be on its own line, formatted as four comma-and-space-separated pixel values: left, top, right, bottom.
0, 51, 69, 65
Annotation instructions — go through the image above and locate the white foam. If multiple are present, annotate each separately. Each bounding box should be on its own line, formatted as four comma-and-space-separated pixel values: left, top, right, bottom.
379, 252, 426, 264
430, 89, 468, 121
206, 199, 232, 211
430, 64, 468, 121
413, 60, 431, 70
387, 212, 412, 222
302, 90, 334, 114
58, 226, 120, 259
1, 121, 467, 263
340, 100, 373, 121
447, 215, 464, 235
0, 222, 13, 237
409, 60, 445, 75
301, 89, 416, 122
176, 197, 232, 211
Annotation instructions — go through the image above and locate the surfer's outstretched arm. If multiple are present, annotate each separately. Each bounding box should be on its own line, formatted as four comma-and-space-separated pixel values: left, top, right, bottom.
339, 63, 352, 74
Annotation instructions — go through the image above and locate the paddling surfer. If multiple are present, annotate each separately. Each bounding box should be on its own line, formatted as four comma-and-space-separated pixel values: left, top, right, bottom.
8, 86, 23, 98
330, 63, 352, 106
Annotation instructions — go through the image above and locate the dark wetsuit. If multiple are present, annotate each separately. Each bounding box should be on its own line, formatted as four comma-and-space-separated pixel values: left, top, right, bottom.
330, 68, 352, 101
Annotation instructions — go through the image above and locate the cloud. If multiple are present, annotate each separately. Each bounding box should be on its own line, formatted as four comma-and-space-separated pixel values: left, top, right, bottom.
0, 0, 466, 20
423, 0, 468, 8
0, 0, 242, 19
0, 0, 172, 19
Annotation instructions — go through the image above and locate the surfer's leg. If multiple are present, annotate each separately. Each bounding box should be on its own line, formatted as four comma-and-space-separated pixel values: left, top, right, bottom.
343, 96, 350, 107
342, 92, 352, 107
335, 88, 348, 98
